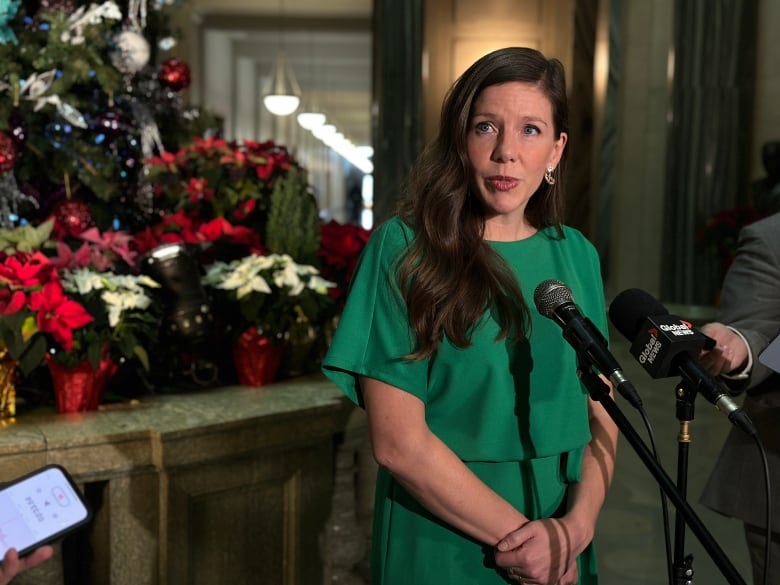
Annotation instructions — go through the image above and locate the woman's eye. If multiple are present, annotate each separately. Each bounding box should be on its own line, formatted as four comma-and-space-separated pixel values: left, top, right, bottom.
475, 121, 493, 133
523, 125, 541, 136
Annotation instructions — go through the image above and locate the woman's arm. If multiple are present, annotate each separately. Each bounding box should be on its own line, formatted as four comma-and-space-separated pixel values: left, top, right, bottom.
361, 376, 529, 545
494, 381, 619, 584
560, 385, 619, 552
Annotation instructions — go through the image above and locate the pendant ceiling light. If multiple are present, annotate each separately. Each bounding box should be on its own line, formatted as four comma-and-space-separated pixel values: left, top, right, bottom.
263, 52, 301, 116
297, 105, 326, 130
297, 43, 325, 129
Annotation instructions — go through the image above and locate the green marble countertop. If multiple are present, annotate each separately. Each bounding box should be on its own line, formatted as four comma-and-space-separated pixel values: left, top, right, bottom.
0, 375, 353, 471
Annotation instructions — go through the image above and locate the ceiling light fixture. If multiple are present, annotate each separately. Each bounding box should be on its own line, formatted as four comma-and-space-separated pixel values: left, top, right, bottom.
263, 52, 301, 116
297, 110, 326, 129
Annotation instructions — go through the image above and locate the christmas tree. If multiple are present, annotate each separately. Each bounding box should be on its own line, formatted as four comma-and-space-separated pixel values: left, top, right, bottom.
0, 0, 216, 234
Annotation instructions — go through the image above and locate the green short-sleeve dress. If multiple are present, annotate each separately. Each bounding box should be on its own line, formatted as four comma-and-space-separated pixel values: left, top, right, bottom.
323, 217, 607, 584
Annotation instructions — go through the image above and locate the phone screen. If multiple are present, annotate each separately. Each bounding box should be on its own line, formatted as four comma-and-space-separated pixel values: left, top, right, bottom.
0, 465, 90, 560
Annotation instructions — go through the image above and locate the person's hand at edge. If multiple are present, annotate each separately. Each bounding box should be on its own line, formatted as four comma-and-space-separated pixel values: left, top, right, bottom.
699, 322, 750, 376
0, 546, 54, 585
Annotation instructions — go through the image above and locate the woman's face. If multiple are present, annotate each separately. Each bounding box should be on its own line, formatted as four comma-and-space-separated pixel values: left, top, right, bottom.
466, 81, 567, 237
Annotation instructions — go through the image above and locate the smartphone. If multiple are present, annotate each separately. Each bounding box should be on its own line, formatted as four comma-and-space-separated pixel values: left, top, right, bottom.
0, 464, 91, 561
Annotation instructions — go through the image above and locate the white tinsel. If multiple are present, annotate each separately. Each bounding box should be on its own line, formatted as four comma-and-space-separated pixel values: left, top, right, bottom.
128, 0, 148, 30
131, 101, 164, 159
61, 1, 122, 45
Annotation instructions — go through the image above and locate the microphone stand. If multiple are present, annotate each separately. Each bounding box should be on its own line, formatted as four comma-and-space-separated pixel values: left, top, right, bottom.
574, 353, 746, 585
673, 380, 696, 585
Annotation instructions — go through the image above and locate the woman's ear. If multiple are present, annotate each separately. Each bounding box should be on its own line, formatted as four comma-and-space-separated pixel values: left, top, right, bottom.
549, 132, 568, 168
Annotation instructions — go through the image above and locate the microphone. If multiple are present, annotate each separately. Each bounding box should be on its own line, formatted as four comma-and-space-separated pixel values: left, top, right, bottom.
608, 288, 756, 436
533, 279, 643, 409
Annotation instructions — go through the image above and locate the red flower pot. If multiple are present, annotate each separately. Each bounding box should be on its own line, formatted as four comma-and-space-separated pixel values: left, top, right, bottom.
46, 354, 118, 413
233, 327, 287, 387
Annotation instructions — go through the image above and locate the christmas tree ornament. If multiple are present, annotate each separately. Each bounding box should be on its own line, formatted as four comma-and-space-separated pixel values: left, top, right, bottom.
44, 121, 74, 149
8, 108, 27, 147
57, 102, 88, 128
112, 29, 150, 74
158, 58, 191, 92
131, 100, 163, 159
61, 1, 121, 45
18, 69, 57, 110
40, 0, 76, 14
0, 0, 22, 45
92, 110, 129, 145
52, 198, 94, 237
0, 131, 18, 174
0, 173, 37, 229
128, 0, 149, 30
158, 35, 176, 51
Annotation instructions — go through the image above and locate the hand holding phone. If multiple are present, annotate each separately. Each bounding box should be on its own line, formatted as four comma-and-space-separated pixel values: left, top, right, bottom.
0, 465, 90, 562
0, 546, 54, 585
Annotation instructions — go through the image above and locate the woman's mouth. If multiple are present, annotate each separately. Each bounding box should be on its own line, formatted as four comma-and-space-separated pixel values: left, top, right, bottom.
485, 176, 519, 191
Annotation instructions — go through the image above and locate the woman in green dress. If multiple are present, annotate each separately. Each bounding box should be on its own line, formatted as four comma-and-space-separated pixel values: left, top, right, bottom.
323, 47, 618, 585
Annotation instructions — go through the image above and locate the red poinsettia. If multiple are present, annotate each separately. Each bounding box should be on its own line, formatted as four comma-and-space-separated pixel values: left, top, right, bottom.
131, 211, 263, 259
0, 251, 93, 374
28, 281, 94, 351
317, 220, 372, 307
145, 137, 296, 229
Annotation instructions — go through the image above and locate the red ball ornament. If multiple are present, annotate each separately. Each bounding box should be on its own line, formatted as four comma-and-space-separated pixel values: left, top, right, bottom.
0, 131, 18, 175
53, 198, 94, 237
158, 58, 191, 92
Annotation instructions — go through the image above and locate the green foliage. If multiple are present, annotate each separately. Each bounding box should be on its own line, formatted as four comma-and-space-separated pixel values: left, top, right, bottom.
0, 219, 54, 254
265, 168, 321, 265
0, 312, 47, 377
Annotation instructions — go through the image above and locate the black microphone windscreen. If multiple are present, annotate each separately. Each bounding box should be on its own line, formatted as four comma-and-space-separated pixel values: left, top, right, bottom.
608, 288, 669, 341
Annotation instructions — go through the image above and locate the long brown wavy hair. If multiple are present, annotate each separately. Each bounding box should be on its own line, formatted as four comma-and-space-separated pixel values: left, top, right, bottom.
396, 47, 569, 359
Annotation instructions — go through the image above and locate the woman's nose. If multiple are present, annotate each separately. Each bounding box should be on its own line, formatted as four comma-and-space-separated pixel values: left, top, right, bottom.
492, 134, 518, 162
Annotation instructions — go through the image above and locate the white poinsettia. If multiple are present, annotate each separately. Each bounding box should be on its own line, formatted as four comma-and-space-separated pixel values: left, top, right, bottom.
201, 253, 336, 337
62, 269, 161, 327
56, 268, 163, 370
203, 257, 272, 299
306, 275, 335, 295
62, 267, 106, 295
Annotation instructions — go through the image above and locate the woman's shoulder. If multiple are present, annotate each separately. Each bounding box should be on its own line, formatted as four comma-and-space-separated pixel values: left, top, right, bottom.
367, 216, 415, 251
